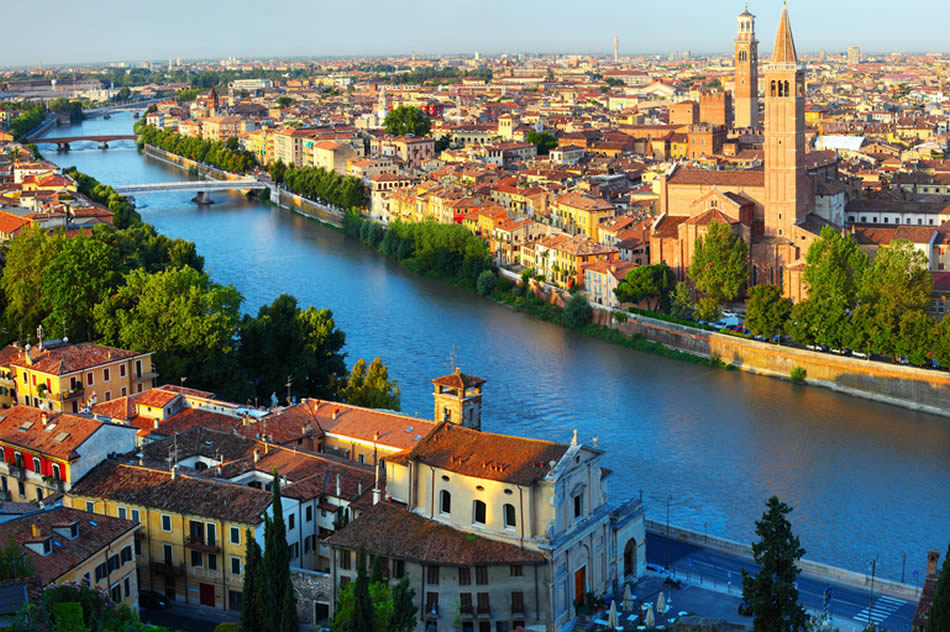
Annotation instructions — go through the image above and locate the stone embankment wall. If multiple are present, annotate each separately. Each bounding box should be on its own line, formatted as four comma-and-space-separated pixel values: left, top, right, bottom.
591, 307, 950, 417
644, 520, 919, 601
143, 145, 245, 182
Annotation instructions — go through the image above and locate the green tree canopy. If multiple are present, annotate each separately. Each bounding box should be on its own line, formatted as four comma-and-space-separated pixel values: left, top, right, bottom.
613, 264, 673, 312
42, 236, 120, 341
0, 535, 32, 580
745, 284, 792, 339
384, 105, 432, 137
237, 294, 347, 403
564, 292, 593, 329
927, 542, 950, 632
340, 357, 401, 411
1, 227, 64, 339
93, 266, 244, 395
741, 496, 807, 632
525, 131, 558, 155
390, 577, 417, 632
788, 226, 867, 349
688, 220, 749, 309
669, 281, 694, 320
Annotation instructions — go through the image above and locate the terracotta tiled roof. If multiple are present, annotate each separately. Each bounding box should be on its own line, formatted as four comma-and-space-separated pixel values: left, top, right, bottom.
135, 389, 180, 409
325, 501, 545, 565
9, 342, 145, 376
651, 215, 689, 239
0, 507, 136, 584
668, 167, 764, 187
431, 370, 485, 390
0, 406, 111, 461
69, 460, 270, 526
148, 408, 243, 439
406, 422, 567, 486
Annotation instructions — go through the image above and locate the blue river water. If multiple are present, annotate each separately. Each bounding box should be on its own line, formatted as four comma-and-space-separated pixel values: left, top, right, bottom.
39, 111, 950, 584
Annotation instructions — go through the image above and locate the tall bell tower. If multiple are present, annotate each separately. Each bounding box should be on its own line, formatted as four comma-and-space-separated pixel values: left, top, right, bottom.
763, 3, 808, 239
734, 6, 759, 128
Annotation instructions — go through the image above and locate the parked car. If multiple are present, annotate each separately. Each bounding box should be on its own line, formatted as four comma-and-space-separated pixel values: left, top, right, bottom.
139, 590, 171, 610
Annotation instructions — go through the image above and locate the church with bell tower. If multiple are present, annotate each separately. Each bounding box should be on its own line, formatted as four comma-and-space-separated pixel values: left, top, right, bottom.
734, 6, 759, 128
652, 3, 849, 299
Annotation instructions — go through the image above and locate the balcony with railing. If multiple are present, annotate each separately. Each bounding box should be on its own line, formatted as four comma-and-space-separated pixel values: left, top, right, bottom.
185, 535, 221, 553
150, 561, 185, 576
134, 370, 159, 382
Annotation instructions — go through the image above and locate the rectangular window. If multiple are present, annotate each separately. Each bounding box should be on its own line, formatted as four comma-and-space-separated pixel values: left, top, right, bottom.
458, 567, 471, 585
208, 553, 218, 571
108, 554, 120, 573
206, 523, 216, 546
460, 592, 473, 614
120, 364, 126, 378
110, 583, 121, 603
104, 368, 111, 381
124, 576, 131, 599
191, 551, 202, 568
86, 373, 94, 386
134, 539, 142, 556
121, 387, 127, 397
512, 591, 525, 613
95, 562, 107, 582
574, 494, 583, 519
288, 514, 295, 530
426, 592, 439, 614
117, 507, 127, 520
162, 544, 173, 565
161, 514, 172, 532
104, 391, 111, 401
393, 559, 405, 579
306, 506, 313, 522
475, 566, 488, 585
231, 556, 241, 576
427, 565, 439, 585
339, 550, 352, 570
32, 457, 40, 472
130, 509, 140, 523
86, 501, 95, 513
120, 545, 133, 564
476, 592, 490, 614
510, 565, 523, 577
230, 527, 240, 545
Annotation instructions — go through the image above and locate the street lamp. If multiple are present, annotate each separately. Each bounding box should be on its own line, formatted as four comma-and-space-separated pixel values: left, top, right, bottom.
665, 494, 672, 571
867, 557, 878, 627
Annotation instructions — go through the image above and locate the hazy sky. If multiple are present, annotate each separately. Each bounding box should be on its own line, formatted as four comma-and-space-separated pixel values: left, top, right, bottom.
8, 0, 950, 68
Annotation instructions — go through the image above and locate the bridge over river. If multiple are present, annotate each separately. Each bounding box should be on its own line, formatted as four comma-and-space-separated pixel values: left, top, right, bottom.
28, 134, 138, 150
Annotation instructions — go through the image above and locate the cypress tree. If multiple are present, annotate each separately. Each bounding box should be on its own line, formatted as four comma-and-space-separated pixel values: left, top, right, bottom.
351, 552, 376, 632
280, 581, 300, 632
371, 555, 384, 584
741, 496, 807, 632
927, 542, 950, 632
390, 577, 417, 632
264, 470, 292, 631
240, 532, 266, 632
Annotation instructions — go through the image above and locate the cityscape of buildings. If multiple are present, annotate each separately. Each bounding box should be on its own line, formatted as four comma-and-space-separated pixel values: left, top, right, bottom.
0, 3, 949, 632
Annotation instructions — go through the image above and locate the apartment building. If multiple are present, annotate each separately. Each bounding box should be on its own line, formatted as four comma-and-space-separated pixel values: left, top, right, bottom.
0, 507, 138, 610
5, 340, 155, 413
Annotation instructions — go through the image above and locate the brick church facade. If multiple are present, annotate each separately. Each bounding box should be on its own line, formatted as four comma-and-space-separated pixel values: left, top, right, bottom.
651, 5, 851, 301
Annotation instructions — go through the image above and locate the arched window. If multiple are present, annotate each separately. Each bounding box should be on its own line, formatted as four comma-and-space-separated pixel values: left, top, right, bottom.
770, 81, 777, 97
440, 490, 451, 514
503, 504, 516, 528
472, 500, 486, 525
783, 81, 790, 97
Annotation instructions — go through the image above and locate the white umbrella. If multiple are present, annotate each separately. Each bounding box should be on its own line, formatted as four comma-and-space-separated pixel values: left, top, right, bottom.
623, 584, 633, 612
657, 591, 666, 613
608, 600, 619, 630
645, 604, 655, 628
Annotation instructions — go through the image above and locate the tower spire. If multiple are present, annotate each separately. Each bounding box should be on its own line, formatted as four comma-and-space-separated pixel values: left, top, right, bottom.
771, 5, 798, 64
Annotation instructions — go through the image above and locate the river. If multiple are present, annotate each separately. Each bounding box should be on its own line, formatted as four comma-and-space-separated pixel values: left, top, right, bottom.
39, 111, 950, 584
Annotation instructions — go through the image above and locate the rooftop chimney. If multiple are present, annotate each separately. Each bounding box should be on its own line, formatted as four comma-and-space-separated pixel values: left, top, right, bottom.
40, 413, 48, 426
31, 524, 40, 538
253, 449, 259, 463
928, 550, 941, 576
170, 465, 177, 480
336, 473, 341, 496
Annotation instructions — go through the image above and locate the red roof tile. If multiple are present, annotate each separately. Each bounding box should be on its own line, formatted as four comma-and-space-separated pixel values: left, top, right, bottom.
325, 502, 545, 565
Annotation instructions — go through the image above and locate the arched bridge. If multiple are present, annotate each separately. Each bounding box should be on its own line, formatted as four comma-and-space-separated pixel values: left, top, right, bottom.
29, 135, 138, 150
112, 180, 266, 194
